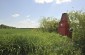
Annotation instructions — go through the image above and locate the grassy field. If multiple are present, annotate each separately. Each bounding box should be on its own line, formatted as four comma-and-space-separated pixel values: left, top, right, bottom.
0, 29, 81, 55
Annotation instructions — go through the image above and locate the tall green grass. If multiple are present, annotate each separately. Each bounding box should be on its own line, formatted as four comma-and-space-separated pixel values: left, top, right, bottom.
0, 29, 81, 55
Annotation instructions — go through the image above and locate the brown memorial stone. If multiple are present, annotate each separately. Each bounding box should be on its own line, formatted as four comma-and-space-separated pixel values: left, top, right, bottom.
58, 13, 72, 38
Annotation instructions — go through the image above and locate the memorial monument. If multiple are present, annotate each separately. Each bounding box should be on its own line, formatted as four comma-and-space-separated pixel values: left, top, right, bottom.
58, 13, 72, 38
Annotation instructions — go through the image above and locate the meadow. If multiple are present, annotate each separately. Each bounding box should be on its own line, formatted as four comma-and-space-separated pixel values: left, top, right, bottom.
0, 29, 81, 55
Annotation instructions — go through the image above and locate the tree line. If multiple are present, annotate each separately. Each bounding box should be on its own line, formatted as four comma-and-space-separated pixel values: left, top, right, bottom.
0, 24, 16, 29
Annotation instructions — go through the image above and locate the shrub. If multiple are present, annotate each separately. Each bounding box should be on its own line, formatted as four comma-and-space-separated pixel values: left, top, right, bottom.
68, 11, 85, 55
40, 17, 59, 32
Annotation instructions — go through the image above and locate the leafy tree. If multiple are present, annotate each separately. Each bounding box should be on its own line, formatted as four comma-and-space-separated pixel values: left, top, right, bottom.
68, 11, 85, 55
40, 17, 59, 32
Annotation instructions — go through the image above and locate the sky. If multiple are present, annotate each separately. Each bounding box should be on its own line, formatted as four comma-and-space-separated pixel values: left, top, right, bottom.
0, 0, 85, 28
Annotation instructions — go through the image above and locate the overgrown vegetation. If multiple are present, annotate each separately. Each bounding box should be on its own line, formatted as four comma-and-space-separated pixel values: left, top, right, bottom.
68, 11, 85, 55
0, 29, 80, 55
40, 17, 59, 32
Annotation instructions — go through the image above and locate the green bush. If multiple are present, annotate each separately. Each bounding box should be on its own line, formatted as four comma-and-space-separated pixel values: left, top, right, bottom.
68, 11, 85, 55
40, 17, 59, 32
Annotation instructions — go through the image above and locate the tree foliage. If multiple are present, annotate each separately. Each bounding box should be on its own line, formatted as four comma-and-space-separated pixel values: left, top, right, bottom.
40, 17, 59, 32
68, 11, 85, 55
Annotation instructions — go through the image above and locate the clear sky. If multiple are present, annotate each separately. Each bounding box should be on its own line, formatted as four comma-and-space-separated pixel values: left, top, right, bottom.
0, 0, 85, 28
